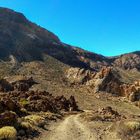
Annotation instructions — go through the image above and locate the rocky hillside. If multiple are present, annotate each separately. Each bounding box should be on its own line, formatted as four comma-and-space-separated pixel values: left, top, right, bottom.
1, 7, 140, 71
112, 51, 140, 70
0, 7, 140, 102
1, 7, 140, 140
0, 8, 59, 61
0, 7, 109, 70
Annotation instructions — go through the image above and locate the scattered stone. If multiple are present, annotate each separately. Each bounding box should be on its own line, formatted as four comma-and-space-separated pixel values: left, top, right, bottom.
0, 79, 14, 92
80, 107, 125, 122
0, 111, 18, 128
0, 76, 37, 92
0, 76, 79, 139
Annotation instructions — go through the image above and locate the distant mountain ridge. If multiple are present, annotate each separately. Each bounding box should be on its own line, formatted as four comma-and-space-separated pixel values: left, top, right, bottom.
112, 51, 140, 70
0, 7, 140, 71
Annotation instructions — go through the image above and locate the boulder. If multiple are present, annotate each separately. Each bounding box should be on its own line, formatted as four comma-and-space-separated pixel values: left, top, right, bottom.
97, 67, 122, 95
68, 96, 79, 111
13, 77, 36, 91
0, 98, 22, 116
87, 67, 122, 94
96, 106, 124, 121
0, 101, 6, 113
4, 76, 36, 91
120, 81, 140, 102
0, 111, 18, 128
0, 79, 14, 92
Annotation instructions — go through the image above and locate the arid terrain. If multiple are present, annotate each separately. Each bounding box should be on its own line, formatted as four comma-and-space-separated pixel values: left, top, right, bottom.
0, 7, 140, 140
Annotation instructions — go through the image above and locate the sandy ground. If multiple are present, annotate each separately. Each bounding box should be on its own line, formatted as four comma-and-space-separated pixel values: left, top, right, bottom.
37, 114, 97, 140
34, 112, 124, 140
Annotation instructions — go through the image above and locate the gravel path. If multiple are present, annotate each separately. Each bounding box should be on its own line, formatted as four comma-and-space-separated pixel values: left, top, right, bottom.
38, 114, 96, 140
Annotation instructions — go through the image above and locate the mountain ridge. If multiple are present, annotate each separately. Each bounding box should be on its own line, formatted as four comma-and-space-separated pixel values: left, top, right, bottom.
0, 7, 140, 71
1, 7, 140, 140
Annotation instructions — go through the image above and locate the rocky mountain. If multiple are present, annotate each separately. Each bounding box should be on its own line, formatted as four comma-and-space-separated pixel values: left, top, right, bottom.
0, 7, 140, 98
1, 7, 140, 71
0, 7, 109, 70
0, 7, 59, 61
112, 51, 140, 70
1, 7, 140, 140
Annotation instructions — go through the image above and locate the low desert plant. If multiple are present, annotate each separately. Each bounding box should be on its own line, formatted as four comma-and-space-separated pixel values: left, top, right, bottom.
23, 115, 46, 127
80, 112, 103, 122
109, 121, 140, 140
125, 121, 140, 131
0, 126, 17, 140
39, 112, 62, 120
19, 98, 29, 107
20, 121, 34, 130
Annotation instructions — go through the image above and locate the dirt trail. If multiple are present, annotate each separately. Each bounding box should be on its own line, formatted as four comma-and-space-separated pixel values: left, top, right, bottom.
39, 114, 96, 140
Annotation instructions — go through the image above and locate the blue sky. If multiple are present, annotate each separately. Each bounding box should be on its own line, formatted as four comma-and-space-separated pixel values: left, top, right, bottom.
0, 0, 140, 56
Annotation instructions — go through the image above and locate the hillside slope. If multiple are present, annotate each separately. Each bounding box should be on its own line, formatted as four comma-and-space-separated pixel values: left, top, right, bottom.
1, 7, 140, 140
0, 7, 111, 70
0, 7, 140, 72
111, 51, 140, 70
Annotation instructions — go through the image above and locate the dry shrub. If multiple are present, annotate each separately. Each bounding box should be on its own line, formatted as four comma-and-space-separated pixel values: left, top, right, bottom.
80, 107, 122, 122
109, 121, 140, 140
19, 98, 29, 107
79, 112, 102, 122
125, 121, 140, 131
133, 131, 140, 139
39, 112, 62, 120
20, 121, 34, 130
0, 126, 17, 140
23, 115, 46, 127
18, 120, 40, 139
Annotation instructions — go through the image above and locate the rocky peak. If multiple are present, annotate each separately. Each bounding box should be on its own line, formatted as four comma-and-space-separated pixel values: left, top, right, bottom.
0, 7, 28, 24
0, 7, 60, 61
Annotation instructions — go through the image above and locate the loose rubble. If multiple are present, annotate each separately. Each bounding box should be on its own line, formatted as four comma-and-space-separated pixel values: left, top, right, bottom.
0, 76, 79, 139
80, 106, 125, 122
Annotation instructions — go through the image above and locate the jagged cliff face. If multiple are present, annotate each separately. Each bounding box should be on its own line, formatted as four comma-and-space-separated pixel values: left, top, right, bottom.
0, 7, 140, 71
